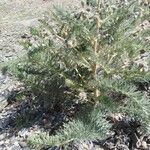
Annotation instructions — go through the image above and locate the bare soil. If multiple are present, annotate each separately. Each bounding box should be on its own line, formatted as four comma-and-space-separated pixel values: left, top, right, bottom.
0, 0, 80, 64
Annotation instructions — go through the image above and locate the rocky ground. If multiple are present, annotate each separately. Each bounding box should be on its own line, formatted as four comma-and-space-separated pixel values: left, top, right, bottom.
0, 0, 80, 149
0, 0, 150, 150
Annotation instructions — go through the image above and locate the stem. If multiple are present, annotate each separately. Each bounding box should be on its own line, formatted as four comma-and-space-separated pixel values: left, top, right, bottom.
92, 38, 100, 102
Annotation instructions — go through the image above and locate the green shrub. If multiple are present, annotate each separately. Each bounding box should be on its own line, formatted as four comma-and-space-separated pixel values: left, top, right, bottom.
16, 0, 150, 147
28, 106, 110, 148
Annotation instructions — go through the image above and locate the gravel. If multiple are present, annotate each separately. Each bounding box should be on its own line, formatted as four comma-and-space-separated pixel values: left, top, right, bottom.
0, 0, 80, 149
0, 0, 149, 149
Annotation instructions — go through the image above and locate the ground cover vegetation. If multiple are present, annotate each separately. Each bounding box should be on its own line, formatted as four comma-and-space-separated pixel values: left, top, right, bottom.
9, 0, 150, 149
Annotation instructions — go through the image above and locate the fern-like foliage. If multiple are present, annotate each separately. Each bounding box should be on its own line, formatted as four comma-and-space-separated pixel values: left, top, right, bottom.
15, 0, 150, 148
97, 79, 150, 130
28, 107, 110, 148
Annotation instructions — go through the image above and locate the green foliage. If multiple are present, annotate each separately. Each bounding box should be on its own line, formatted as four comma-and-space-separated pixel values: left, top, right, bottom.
28, 107, 110, 148
15, 0, 150, 148
97, 79, 150, 130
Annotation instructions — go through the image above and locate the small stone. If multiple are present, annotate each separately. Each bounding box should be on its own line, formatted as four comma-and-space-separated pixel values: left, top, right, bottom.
117, 144, 129, 150
8, 142, 22, 150
4, 139, 10, 144
94, 145, 104, 150
19, 141, 28, 148
0, 143, 6, 150
141, 141, 148, 149
22, 147, 31, 150
78, 141, 94, 150
0, 133, 7, 140
105, 142, 115, 149
18, 128, 29, 139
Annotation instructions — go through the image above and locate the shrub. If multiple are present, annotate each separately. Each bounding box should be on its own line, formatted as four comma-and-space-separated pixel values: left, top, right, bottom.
16, 0, 149, 148
28, 106, 110, 148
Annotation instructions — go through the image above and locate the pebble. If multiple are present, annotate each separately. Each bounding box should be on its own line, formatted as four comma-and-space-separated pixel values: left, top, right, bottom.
18, 129, 29, 139
8, 143, 22, 150
0, 144, 6, 150
19, 141, 28, 148
94, 145, 104, 150
141, 141, 148, 149
0, 133, 8, 140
